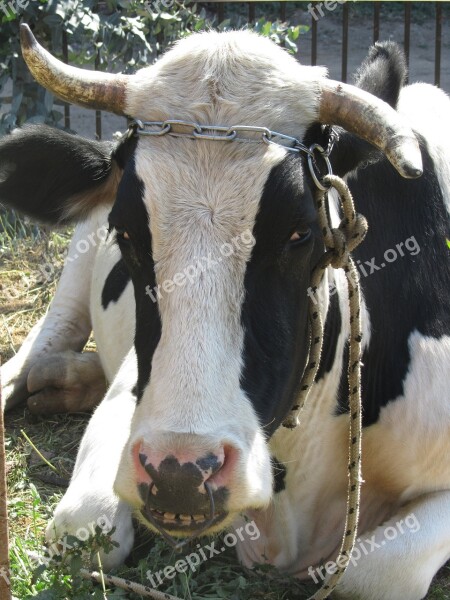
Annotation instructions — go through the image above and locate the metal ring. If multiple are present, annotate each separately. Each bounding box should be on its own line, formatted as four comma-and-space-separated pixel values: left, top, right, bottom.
307, 143, 333, 191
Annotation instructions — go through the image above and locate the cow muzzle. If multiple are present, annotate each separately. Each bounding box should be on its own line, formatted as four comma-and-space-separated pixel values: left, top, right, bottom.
132, 437, 239, 543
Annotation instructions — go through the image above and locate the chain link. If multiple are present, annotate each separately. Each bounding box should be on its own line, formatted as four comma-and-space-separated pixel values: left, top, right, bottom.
131, 119, 338, 190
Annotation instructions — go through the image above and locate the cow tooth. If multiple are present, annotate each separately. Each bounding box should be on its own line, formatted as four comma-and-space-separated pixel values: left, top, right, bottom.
193, 514, 204, 521
179, 514, 191, 522
165, 512, 176, 520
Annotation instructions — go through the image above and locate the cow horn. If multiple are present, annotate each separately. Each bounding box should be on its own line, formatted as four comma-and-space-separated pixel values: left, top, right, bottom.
20, 23, 129, 116
319, 79, 422, 178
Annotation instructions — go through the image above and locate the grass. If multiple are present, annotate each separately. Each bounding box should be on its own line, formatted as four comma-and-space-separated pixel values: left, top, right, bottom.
1, 213, 449, 599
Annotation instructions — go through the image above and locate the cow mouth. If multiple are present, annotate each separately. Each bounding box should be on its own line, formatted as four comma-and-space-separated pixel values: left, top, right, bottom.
141, 506, 227, 532
140, 482, 228, 548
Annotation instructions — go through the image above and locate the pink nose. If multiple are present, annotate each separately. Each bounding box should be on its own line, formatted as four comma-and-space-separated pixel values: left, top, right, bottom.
132, 440, 238, 529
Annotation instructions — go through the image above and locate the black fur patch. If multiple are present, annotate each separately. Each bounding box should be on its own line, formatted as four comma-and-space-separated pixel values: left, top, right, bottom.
240, 155, 324, 435
108, 155, 161, 402
272, 457, 287, 494
336, 135, 450, 425
101, 258, 131, 309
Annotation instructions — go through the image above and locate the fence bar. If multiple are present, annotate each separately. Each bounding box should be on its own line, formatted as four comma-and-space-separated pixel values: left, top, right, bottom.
94, 51, 102, 140
341, 2, 349, 82
404, 1, 411, 72
373, 1, 380, 44
248, 2, 255, 23
217, 2, 225, 23
61, 30, 71, 130
280, 1, 286, 22
435, 1, 442, 87
311, 2, 317, 66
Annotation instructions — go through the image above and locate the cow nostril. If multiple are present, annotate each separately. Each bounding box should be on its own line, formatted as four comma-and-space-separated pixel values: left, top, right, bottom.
206, 444, 239, 490
195, 450, 224, 479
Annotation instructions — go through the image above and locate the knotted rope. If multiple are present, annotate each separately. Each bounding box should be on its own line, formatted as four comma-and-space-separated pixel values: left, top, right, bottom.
283, 173, 368, 599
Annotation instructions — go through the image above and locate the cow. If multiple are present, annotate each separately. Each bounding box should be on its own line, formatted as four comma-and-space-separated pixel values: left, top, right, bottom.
1, 24, 449, 600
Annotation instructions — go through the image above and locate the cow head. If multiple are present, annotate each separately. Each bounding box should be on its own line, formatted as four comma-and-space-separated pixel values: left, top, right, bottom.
2, 26, 422, 540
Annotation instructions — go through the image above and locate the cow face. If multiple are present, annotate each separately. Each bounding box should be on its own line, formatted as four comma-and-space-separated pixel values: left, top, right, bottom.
8, 27, 421, 539
105, 33, 329, 533
110, 132, 325, 535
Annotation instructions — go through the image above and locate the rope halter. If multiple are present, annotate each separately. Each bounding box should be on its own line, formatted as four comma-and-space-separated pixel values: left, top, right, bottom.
281, 159, 368, 599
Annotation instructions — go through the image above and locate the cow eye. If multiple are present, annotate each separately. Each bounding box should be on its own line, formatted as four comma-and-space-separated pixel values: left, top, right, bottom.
289, 228, 311, 245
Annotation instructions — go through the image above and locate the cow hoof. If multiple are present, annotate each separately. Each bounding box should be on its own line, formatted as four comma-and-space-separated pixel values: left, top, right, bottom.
26, 351, 107, 414
1, 354, 33, 412
46, 492, 134, 570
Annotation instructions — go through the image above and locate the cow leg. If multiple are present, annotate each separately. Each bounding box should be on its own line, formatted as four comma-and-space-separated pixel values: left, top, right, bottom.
26, 350, 106, 414
334, 490, 450, 600
1, 213, 104, 412
45, 350, 137, 569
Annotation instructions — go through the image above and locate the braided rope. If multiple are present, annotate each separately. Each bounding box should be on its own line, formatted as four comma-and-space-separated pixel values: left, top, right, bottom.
283, 174, 367, 599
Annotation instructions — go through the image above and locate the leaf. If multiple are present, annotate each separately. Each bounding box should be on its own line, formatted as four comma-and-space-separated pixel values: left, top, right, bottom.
284, 36, 298, 53
31, 563, 48, 584
69, 554, 83, 576
261, 21, 272, 36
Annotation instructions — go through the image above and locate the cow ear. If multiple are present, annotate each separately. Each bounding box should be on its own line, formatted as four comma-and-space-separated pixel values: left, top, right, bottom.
0, 124, 128, 224
305, 41, 408, 178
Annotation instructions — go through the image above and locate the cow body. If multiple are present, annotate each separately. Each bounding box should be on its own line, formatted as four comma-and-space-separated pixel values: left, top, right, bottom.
1, 32, 450, 599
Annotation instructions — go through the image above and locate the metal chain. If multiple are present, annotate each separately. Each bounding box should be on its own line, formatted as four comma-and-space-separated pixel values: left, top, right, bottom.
132, 119, 316, 156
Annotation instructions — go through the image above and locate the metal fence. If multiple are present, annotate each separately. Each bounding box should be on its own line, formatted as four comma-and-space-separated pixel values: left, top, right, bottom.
206, 1, 445, 85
